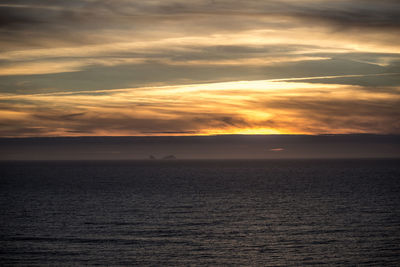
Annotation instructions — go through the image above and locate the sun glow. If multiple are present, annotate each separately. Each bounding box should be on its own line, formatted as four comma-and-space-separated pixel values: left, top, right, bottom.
203, 128, 288, 136
1, 77, 398, 137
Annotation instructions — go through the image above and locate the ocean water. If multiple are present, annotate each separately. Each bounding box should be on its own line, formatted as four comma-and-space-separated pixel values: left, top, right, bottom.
0, 159, 399, 266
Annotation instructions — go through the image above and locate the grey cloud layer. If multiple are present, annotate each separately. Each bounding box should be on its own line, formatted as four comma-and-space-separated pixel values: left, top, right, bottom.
1, 55, 397, 94
1, 0, 399, 47
0, 0, 399, 136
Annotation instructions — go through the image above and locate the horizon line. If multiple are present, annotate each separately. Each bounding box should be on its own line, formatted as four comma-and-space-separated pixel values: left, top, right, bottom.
1, 133, 400, 139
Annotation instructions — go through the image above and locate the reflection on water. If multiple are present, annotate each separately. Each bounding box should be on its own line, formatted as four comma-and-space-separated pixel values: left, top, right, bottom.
1, 159, 399, 265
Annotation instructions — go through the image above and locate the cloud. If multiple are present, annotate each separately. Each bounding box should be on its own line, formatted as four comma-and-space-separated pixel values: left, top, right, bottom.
33, 112, 86, 121
270, 148, 284, 152
0, 58, 147, 75
0, 0, 399, 82
0, 0, 399, 136
0, 80, 399, 137
1, 0, 399, 52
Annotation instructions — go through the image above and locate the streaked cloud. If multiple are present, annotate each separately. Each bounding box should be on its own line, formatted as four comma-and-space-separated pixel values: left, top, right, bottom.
270, 148, 285, 152
0, 0, 399, 136
0, 79, 398, 137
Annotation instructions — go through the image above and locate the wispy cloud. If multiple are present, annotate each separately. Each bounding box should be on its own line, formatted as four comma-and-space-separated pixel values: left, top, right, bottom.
0, 80, 398, 137
0, 0, 399, 136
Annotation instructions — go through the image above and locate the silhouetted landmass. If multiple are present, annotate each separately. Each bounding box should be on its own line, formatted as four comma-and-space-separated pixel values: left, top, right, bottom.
0, 134, 399, 160
149, 155, 156, 160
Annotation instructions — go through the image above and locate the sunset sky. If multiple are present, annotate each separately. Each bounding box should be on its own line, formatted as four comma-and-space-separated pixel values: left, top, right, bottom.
0, 0, 399, 137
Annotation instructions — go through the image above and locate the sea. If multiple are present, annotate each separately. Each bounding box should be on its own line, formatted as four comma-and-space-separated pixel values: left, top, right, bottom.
1, 159, 399, 266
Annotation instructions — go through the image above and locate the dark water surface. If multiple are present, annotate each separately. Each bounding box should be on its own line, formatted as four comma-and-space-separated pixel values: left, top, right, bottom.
1, 159, 399, 266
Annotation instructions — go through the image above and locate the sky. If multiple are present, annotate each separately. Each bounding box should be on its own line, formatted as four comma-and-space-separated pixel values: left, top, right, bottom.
0, 0, 399, 137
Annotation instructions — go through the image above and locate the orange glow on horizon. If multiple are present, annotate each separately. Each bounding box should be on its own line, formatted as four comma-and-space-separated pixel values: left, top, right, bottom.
0, 79, 399, 137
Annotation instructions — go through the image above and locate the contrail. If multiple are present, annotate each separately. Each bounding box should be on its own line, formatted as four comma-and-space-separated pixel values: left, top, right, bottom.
0, 72, 399, 99
268, 72, 400, 82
